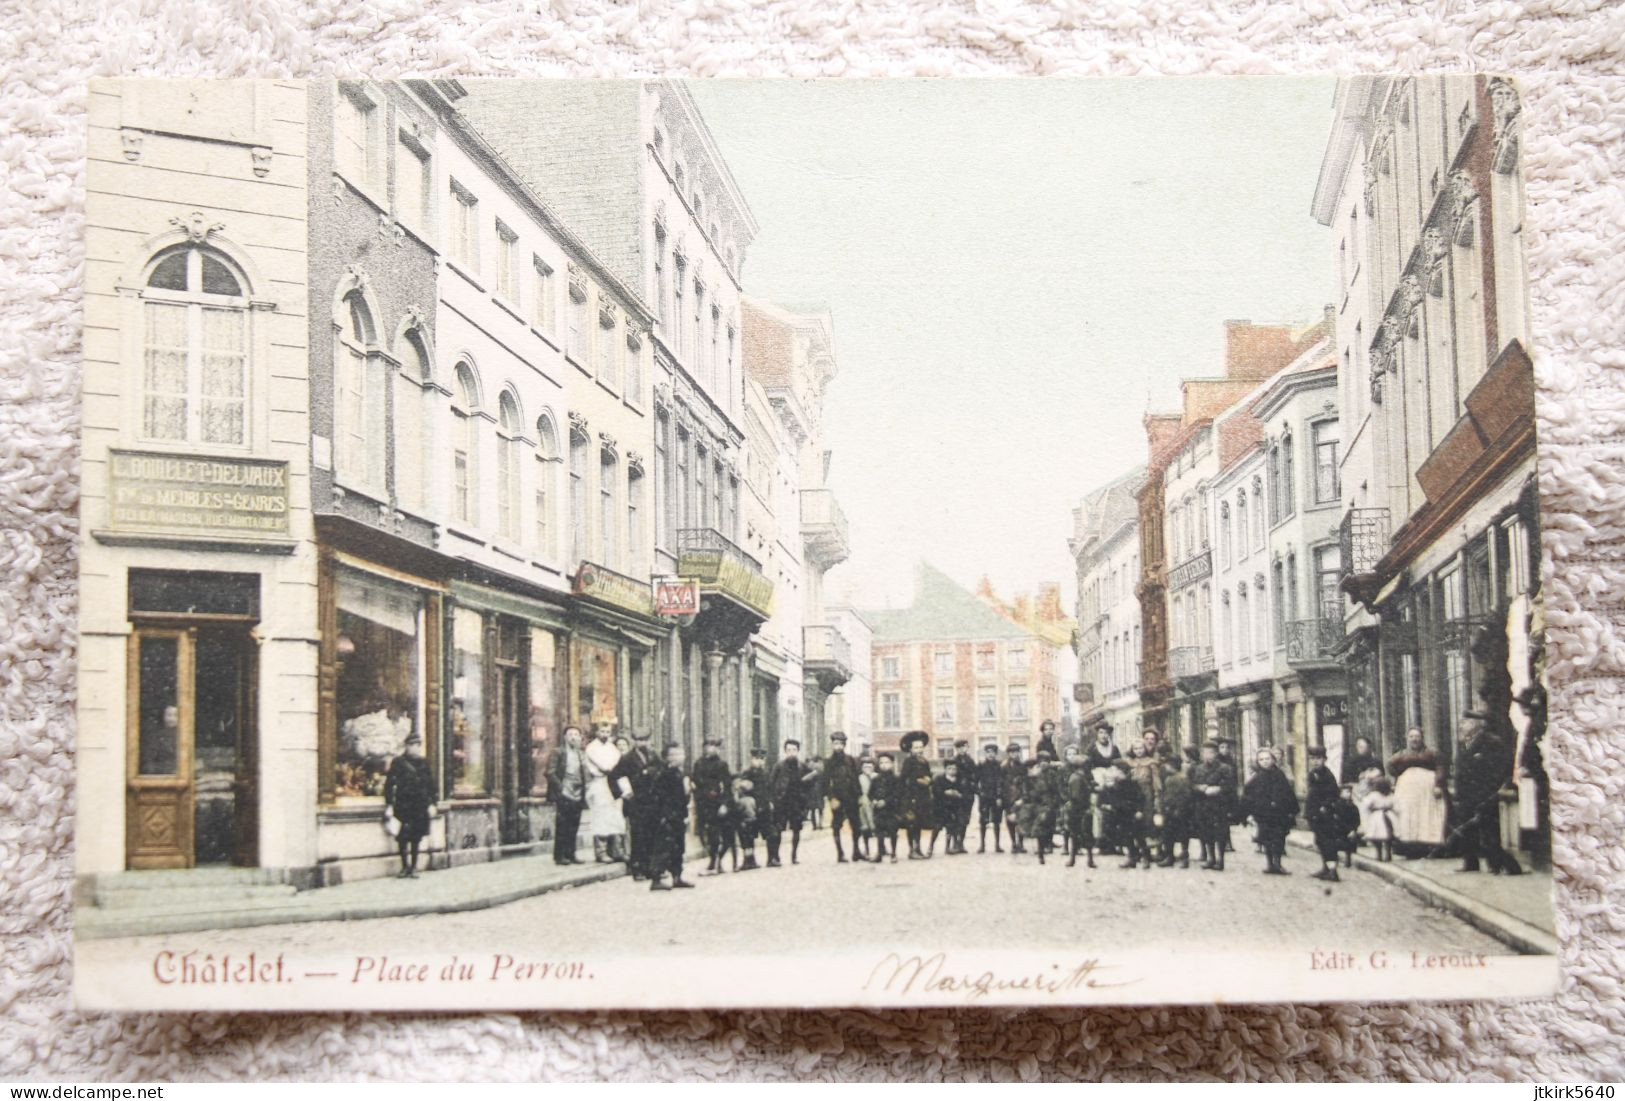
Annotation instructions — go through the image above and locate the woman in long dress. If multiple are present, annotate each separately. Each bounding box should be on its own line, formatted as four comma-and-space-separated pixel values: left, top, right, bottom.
1386, 727, 1447, 854
583, 725, 624, 863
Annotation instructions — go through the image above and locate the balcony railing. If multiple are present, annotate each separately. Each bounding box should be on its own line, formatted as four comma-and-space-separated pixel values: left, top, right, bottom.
803, 624, 854, 691
1283, 618, 1344, 666
1339, 507, 1392, 580
800, 488, 851, 568
1168, 645, 1216, 679
677, 527, 773, 617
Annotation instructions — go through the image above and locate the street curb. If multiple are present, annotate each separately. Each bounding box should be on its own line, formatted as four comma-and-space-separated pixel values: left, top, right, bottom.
75, 844, 709, 941
1286, 835, 1557, 956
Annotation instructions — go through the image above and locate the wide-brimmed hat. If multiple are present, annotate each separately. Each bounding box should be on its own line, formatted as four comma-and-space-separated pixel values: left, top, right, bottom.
899, 731, 929, 752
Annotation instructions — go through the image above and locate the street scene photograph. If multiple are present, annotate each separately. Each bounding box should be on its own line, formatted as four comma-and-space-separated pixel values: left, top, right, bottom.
72, 76, 1555, 1010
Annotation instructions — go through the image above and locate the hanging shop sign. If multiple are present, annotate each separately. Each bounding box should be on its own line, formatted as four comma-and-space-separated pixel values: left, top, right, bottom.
572, 562, 654, 617
654, 579, 700, 617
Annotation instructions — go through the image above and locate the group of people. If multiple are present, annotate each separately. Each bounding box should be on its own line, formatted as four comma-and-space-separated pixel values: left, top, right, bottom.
414, 708, 1526, 889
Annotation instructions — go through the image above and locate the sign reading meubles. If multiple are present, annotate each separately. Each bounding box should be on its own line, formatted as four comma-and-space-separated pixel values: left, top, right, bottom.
107, 450, 290, 536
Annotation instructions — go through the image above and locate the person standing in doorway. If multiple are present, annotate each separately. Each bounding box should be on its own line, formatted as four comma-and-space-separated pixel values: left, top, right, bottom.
383, 733, 433, 879
545, 726, 587, 865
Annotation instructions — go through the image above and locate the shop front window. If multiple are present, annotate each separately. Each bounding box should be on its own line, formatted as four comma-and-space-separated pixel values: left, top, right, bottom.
137, 635, 182, 776
335, 569, 425, 800
526, 627, 565, 798
576, 639, 619, 727
450, 607, 488, 796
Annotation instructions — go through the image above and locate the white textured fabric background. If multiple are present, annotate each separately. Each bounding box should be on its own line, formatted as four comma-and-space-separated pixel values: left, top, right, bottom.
2, 0, 1623, 1082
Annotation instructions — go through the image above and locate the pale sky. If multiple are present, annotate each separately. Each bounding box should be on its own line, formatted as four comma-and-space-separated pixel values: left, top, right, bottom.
691, 78, 1336, 613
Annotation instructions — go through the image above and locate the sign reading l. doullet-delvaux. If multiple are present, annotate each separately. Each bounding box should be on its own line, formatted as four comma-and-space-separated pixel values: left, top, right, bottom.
107, 449, 290, 536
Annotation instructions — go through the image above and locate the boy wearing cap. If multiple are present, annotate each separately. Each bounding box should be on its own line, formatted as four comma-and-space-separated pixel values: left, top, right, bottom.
931, 759, 970, 856
740, 747, 775, 868
1000, 743, 1029, 854
824, 731, 864, 864
1190, 740, 1234, 871
870, 753, 900, 862
692, 736, 733, 876
383, 733, 434, 879
898, 731, 936, 859
649, 743, 696, 891
769, 739, 813, 865
974, 743, 1005, 854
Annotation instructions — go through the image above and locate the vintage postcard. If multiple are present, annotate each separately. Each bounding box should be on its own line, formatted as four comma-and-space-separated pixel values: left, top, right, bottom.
74, 76, 1557, 1010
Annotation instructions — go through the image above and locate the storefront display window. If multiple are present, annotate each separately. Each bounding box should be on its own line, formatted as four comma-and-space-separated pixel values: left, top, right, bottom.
450, 606, 489, 796
527, 627, 566, 797
335, 569, 424, 800
576, 638, 619, 727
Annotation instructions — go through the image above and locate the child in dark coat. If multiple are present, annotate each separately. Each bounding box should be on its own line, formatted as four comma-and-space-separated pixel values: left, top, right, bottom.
1243, 748, 1299, 876
1099, 763, 1149, 869
869, 753, 900, 863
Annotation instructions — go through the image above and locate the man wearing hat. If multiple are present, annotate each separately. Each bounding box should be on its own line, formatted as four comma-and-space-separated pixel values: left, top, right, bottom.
1084, 722, 1121, 854
649, 742, 696, 890
609, 730, 659, 881
740, 746, 775, 869
692, 735, 733, 876
974, 743, 1005, 853
1190, 740, 1234, 871
383, 732, 434, 879
1455, 711, 1524, 875
769, 739, 814, 865
823, 731, 864, 863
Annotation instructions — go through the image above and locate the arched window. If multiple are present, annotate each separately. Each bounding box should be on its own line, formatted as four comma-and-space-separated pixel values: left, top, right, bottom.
534, 413, 560, 559
496, 390, 522, 544
1171, 594, 1183, 647
1280, 431, 1296, 519
600, 447, 618, 568
1235, 493, 1249, 561
1252, 479, 1267, 550
627, 461, 644, 567
1236, 584, 1251, 661
1220, 591, 1233, 664
451, 363, 480, 525
1218, 502, 1231, 568
569, 420, 589, 565
335, 289, 386, 491
394, 329, 432, 513
142, 244, 250, 445
1254, 575, 1269, 655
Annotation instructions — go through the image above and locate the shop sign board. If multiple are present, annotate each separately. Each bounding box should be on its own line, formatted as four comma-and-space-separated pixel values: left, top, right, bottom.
677, 549, 775, 618
654, 579, 700, 617
572, 562, 654, 617
107, 450, 290, 536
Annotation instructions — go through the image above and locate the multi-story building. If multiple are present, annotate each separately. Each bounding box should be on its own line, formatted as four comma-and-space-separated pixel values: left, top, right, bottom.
307, 79, 661, 879
1071, 467, 1145, 746
824, 605, 875, 755
1313, 76, 1538, 793
867, 565, 1061, 759
979, 581, 1077, 746
456, 80, 771, 768
1209, 402, 1275, 767
79, 80, 316, 879
742, 299, 853, 761
1138, 322, 1320, 750
1252, 338, 1348, 788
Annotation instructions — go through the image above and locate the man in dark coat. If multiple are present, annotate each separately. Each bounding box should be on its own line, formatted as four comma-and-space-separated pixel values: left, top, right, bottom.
1000, 742, 1029, 853
740, 746, 775, 868
648, 742, 696, 891
768, 738, 814, 865
823, 731, 864, 864
1061, 745, 1095, 868
974, 743, 1005, 853
1243, 748, 1299, 875
1215, 737, 1242, 853
383, 733, 434, 879
1035, 720, 1060, 763
898, 731, 937, 859
545, 726, 587, 866
1455, 712, 1524, 875
609, 730, 659, 881
1304, 745, 1340, 834
1190, 740, 1235, 871
691, 736, 733, 875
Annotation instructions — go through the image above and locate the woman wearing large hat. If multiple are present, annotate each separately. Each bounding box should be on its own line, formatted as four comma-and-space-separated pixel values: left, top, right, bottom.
897, 730, 937, 859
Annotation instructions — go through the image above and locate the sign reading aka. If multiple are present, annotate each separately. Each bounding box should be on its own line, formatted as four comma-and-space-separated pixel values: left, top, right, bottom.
654, 579, 700, 617
107, 450, 290, 536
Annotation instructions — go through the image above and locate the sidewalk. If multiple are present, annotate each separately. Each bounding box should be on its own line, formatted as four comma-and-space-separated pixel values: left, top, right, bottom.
1287, 830, 1556, 956
76, 840, 714, 941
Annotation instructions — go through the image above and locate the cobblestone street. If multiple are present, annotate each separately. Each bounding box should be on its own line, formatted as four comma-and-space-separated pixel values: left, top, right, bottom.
87, 835, 1507, 961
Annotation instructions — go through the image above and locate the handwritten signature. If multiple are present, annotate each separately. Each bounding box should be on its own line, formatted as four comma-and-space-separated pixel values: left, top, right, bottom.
863, 952, 1136, 1001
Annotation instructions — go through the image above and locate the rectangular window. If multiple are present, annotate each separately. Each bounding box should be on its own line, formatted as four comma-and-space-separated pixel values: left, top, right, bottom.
1313, 421, 1341, 504
934, 691, 955, 727
1008, 646, 1028, 673
975, 646, 995, 673
882, 692, 901, 729
525, 627, 564, 798
600, 453, 617, 567
494, 220, 518, 304
335, 568, 426, 800
567, 285, 588, 363
1315, 545, 1342, 621
672, 261, 685, 358
534, 487, 549, 557
676, 428, 691, 532
1008, 690, 1028, 722
624, 334, 641, 402
336, 85, 382, 192
449, 607, 487, 796
933, 649, 952, 677
449, 181, 478, 272
881, 655, 900, 680
978, 693, 998, 723
936, 739, 953, 760
532, 257, 555, 333
654, 413, 670, 549
395, 132, 431, 233
598, 307, 616, 385
627, 468, 643, 568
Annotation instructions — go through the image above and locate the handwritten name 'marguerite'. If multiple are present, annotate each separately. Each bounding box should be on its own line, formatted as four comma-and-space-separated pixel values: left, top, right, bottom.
864, 952, 1134, 1001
